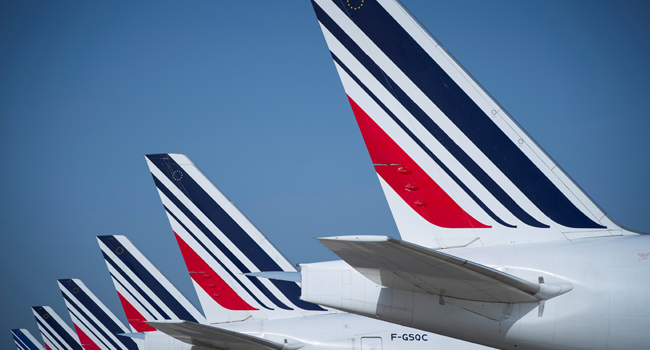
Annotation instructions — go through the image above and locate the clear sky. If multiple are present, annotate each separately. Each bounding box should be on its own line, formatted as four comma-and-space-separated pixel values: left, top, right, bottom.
1, 1, 649, 348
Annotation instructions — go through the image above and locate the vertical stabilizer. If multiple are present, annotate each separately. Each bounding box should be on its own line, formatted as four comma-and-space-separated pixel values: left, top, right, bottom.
97, 235, 207, 331
309, 0, 634, 248
11, 329, 45, 350
57, 279, 139, 350
32, 306, 82, 350
145, 153, 329, 323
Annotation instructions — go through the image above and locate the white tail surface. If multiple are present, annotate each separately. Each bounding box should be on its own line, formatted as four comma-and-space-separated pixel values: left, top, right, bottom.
97, 235, 207, 332
310, 0, 636, 248
57, 279, 140, 350
11, 329, 45, 350
32, 306, 82, 350
145, 153, 332, 324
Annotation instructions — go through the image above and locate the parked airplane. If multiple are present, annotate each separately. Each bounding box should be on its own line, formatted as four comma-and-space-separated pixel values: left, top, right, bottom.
32, 306, 82, 350
142, 153, 493, 350
298, 1, 649, 350
12, 329, 45, 350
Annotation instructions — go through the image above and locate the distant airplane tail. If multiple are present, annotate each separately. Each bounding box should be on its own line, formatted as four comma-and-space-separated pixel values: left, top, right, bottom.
31, 306, 82, 350
57, 279, 139, 350
145, 153, 329, 323
97, 235, 207, 331
11, 329, 45, 350
309, 0, 632, 248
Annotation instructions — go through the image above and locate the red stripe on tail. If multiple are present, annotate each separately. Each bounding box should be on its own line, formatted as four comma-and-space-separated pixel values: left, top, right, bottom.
174, 232, 258, 310
348, 96, 490, 229
73, 324, 101, 350
116, 292, 156, 332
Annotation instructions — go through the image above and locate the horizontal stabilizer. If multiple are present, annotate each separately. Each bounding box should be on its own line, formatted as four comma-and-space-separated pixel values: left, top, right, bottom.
116, 333, 145, 340
318, 236, 572, 303
243, 272, 301, 282
146, 320, 303, 350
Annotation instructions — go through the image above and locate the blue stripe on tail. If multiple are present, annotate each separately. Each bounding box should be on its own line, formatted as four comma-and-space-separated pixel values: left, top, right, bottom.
11, 330, 40, 350
101, 251, 171, 319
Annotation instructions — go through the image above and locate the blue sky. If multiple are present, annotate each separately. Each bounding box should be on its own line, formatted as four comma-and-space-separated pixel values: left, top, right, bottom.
1, 1, 649, 348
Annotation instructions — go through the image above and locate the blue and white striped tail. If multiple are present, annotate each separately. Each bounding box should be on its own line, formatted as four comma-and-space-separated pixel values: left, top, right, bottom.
11, 329, 45, 350
97, 235, 206, 331
145, 153, 329, 324
310, 0, 634, 248
57, 279, 140, 350
32, 306, 82, 350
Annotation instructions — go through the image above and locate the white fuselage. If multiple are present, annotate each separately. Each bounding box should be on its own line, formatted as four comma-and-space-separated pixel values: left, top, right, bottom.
220, 313, 488, 350
141, 313, 492, 350
301, 235, 650, 350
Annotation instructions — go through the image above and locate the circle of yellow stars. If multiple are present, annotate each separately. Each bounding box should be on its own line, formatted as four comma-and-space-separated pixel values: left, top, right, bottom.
116, 247, 124, 255
73, 287, 79, 294
347, 0, 364, 11
172, 170, 183, 181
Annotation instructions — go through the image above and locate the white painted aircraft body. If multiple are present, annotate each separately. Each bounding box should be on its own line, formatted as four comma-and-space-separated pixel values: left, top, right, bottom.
302, 235, 650, 350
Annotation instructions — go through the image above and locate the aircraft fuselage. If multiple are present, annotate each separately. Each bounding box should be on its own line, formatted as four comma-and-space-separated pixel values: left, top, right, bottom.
303, 235, 650, 350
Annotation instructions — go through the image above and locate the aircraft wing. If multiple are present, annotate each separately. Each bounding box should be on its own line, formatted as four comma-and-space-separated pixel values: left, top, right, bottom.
318, 236, 571, 303
146, 320, 302, 350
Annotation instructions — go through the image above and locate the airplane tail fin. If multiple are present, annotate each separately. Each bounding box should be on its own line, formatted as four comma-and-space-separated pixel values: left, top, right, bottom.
144, 153, 328, 324
96, 235, 207, 331
11, 329, 45, 350
310, 0, 632, 248
57, 279, 139, 350
31, 306, 82, 350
